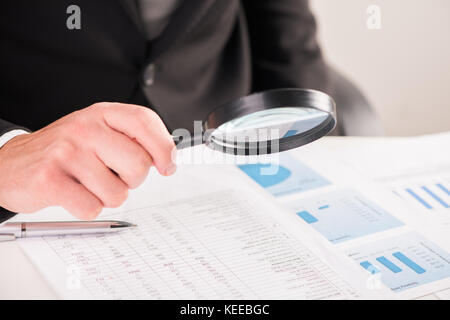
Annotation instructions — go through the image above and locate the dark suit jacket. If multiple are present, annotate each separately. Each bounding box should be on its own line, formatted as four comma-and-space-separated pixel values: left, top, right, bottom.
0, 0, 329, 134
0, 0, 330, 222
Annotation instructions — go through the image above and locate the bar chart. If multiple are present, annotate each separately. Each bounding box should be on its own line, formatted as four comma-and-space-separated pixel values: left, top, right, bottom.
285, 189, 404, 244
347, 232, 450, 292
392, 180, 450, 216
238, 153, 330, 197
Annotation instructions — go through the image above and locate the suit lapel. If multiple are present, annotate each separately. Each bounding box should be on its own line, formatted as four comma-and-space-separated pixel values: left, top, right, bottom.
117, 0, 146, 37
146, 0, 217, 60
119, 0, 217, 60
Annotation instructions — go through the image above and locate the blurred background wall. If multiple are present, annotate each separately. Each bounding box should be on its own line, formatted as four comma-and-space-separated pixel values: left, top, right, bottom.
310, 0, 450, 136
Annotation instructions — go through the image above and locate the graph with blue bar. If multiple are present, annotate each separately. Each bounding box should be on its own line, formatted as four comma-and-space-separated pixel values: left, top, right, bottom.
286, 189, 404, 244
348, 232, 450, 292
376, 256, 402, 273
238, 153, 330, 197
394, 181, 450, 212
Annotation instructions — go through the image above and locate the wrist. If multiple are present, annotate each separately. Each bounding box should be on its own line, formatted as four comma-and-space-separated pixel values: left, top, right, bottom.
0, 129, 30, 149
0, 130, 30, 219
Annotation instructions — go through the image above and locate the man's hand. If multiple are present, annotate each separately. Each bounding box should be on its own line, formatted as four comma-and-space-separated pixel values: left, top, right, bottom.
0, 103, 176, 220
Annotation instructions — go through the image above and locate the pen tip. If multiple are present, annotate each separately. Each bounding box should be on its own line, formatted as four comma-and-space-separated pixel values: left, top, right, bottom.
111, 221, 137, 228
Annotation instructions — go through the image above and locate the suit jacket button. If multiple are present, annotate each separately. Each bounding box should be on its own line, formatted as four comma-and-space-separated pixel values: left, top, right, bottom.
143, 63, 156, 86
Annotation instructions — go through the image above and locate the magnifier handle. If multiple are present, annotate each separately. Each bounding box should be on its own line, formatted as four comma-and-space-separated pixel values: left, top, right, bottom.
172, 135, 204, 150
172, 135, 183, 146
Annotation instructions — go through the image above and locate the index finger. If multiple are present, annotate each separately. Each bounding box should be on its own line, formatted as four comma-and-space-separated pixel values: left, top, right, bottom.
101, 103, 176, 176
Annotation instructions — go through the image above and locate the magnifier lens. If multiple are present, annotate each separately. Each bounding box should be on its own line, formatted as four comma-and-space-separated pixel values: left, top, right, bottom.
209, 107, 330, 149
172, 89, 336, 154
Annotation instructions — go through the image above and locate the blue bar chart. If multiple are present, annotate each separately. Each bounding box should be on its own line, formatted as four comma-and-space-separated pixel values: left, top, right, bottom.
348, 232, 450, 292
437, 183, 450, 196
376, 256, 402, 273
238, 154, 330, 197
392, 252, 426, 274
421, 186, 449, 208
394, 181, 450, 211
286, 189, 404, 244
405, 188, 433, 209
360, 261, 380, 274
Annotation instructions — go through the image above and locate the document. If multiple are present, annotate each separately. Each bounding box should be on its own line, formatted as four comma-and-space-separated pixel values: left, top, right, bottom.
15, 161, 380, 299
316, 132, 450, 229
14, 132, 450, 300
284, 188, 404, 244
346, 232, 450, 293
260, 132, 450, 299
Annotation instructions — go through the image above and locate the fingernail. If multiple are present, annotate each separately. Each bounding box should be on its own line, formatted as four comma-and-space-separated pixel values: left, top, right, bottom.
165, 163, 177, 176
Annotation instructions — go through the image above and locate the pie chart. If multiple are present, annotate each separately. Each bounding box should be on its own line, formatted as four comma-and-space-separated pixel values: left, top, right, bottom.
238, 163, 291, 188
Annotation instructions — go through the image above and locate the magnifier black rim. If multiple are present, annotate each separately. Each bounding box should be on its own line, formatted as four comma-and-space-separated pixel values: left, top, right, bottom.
203, 88, 336, 155
203, 88, 335, 131
206, 113, 336, 155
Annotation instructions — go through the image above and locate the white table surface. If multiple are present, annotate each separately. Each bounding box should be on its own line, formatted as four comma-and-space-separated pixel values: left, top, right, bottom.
0, 240, 56, 299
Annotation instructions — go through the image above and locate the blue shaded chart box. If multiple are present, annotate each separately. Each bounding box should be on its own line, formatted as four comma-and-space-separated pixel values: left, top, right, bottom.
238, 153, 331, 197
347, 232, 450, 292
286, 189, 404, 243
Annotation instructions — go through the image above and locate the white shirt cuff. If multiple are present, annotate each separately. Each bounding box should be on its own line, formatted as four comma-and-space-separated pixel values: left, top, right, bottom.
0, 129, 29, 149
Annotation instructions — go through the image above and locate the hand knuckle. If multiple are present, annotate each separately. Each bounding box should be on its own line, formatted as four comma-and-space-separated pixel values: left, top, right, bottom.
137, 152, 152, 172
49, 140, 75, 163
134, 107, 157, 128
108, 187, 128, 208
125, 155, 150, 188
130, 169, 150, 189
35, 164, 57, 186
68, 117, 92, 137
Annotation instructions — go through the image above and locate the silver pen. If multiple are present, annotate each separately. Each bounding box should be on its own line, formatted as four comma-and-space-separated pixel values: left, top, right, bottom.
0, 220, 136, 241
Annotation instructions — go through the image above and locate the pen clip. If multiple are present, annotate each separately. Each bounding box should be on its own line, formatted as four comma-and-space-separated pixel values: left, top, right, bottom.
0, 233, 16, 242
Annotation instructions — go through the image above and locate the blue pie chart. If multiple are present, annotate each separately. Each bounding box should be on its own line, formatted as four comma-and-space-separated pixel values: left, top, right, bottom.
238, 164, 291, 188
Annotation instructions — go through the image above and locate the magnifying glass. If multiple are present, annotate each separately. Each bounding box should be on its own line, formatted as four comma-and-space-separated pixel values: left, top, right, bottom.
173, 88, 336, 155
